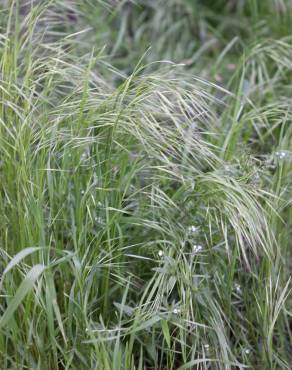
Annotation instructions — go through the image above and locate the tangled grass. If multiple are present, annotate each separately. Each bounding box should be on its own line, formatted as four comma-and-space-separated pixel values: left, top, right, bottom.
0, 1, 291, 369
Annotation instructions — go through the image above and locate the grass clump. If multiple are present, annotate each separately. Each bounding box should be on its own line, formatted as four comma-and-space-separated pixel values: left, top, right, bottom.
0, 1, 291, 369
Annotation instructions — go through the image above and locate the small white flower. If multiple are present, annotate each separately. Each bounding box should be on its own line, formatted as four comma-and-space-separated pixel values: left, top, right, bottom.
204, 344, 210, 350
173, 308, 180, 314
94, 216, 102, 223
158, 250, 164, 257
235, 283, 242, 294
188, 225, 198, 233
81, 190, 85, 195
244, 348, 250, 355
193, 245, 203, 253
275, 151, 287, 160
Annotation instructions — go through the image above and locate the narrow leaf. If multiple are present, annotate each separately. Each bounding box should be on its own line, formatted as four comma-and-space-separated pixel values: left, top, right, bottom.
0, 264, 45, 329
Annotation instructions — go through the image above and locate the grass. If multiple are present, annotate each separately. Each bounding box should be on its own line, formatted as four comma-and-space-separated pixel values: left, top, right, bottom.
0, 0, 291, 369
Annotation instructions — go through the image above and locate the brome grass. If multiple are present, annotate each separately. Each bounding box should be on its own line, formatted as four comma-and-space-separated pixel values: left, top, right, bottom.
0, 1, 291, 369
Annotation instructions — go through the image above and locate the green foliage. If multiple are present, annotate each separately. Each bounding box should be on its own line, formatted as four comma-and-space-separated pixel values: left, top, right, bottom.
0, 1, 291, 369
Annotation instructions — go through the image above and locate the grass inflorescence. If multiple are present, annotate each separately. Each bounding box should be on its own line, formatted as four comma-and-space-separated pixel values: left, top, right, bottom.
0, 1, 291, 369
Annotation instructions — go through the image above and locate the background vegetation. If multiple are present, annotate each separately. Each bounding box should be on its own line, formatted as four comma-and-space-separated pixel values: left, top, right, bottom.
0, 0, 291, 369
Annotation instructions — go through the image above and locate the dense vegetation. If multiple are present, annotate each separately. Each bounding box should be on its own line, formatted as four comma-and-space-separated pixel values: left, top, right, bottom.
0, 1, 291, 369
